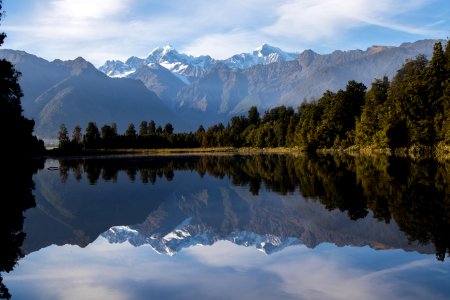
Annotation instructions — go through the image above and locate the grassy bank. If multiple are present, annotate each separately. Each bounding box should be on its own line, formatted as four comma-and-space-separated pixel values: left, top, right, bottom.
47, 145, 450, 161
316, 143, 450, 162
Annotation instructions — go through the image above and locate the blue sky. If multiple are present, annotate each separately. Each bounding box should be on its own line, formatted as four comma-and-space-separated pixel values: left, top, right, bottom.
1, 0, 449, 66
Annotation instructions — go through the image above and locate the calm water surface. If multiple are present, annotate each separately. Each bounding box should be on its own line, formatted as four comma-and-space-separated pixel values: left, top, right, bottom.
1, 154, 450, 300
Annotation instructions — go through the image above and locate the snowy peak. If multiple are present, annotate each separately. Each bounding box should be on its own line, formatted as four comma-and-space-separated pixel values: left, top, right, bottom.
146, 45, 215, 72
223, 44, 297, 69
150, 45, 175, 56
147, 45, 179, 62
99, 45, 216, 82
98, 44, 297, 79
101, 219, 301, 256
254, 44, 296, 60
99, 60, 135, 78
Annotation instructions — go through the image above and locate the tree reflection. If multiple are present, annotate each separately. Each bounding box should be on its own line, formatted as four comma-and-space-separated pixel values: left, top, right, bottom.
58, 154, 450, 261
0, 159, 44, 299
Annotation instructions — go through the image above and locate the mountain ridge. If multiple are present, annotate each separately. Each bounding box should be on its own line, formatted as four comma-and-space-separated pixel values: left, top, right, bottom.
0, 50, 188, 138
0, 39, 440, 138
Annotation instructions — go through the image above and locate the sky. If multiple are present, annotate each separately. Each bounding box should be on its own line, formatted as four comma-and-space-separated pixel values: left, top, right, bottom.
1, 0, 449, 66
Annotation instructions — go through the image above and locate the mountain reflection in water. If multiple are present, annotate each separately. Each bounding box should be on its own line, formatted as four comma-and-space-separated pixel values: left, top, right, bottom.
2, 154, 450, 300
24, 154, 450, 260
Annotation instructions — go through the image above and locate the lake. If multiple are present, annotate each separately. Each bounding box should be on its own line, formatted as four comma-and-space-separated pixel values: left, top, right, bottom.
1, 154, 450, 300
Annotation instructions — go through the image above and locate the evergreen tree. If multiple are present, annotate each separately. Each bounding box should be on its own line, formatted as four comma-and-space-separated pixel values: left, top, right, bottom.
139, 121, 148, 136
248, 106, 260, 125
58, 124, 69, 149
383, 55, 428, 147
426, 42, 447, 141
72, 125, 82, 144
148, 120, 156, 134
286, 113, 300, 147
355, 77, 390, 146
101, 125, 116, 147
196, 125, 205, 145
164, 123, 174, 135
111, 123, 118, 136
294, 100, 324, 151
442, 81, 450, 144
437, 41, 450, 144
84, 122, 101, 149
125, 123, 137, 138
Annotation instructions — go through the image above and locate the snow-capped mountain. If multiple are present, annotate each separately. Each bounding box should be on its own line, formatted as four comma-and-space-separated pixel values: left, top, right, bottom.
98, 44, 297, 81
99, 45, 217, 83
98, 59, 134, 78
222, 44, 297, 69
101, 219, 301, 256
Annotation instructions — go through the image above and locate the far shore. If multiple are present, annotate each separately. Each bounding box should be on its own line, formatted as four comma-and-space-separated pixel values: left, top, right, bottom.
43, 145, 450, 161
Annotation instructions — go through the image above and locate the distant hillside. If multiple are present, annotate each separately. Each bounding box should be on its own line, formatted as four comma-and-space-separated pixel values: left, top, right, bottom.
176, 40, 438, 126
0, 50, 187, 138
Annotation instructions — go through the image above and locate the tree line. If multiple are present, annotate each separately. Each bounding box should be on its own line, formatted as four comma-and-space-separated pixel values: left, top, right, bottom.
58, 120, 200, 151
58, 41, 450, 153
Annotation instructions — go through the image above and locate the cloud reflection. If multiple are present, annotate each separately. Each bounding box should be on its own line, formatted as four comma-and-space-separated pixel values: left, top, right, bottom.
4, 238, 449, 300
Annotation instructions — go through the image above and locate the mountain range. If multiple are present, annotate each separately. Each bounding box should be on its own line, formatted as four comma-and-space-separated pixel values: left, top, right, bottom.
0, 39, 438, 139
0, 50, 187, 139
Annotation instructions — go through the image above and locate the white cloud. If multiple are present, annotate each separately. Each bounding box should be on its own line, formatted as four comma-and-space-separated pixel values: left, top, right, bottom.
262, 0, 433, 41
47, 0, 129, 20
2, 0, 447, 65
181, 31, 265, 59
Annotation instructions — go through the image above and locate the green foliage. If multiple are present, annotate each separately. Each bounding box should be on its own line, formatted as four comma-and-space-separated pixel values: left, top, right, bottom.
355, 77, 390, 146
248, 106, 260, 125
292, 41, 450, 151
58, 42, 449, 152
295, 100, 324, 151
382, 54, 434, 147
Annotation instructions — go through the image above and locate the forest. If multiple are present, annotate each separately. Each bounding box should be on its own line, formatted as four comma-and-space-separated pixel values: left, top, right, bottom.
58, 41, 450, 154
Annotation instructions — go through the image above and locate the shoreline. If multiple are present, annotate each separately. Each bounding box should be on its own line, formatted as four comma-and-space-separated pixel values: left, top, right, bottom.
43, 145, 450, 161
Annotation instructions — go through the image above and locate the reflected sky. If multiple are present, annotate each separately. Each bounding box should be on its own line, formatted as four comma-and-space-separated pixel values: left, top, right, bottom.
5, 238, 450, 300
3, 155, 450, 299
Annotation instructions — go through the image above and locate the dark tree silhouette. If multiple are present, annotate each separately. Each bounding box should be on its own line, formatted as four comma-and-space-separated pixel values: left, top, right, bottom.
72, 125, 82, 144
84, 122, 101, 149
164, 123, 174, 135
0, 7, 45, 298
125, 123, 137, 137
58, 124, 69, 149
0, 1, 44, 157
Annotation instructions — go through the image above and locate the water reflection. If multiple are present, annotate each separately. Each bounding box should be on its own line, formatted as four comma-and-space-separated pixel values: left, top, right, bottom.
0, 159, 44, 299
3, 154, 450, 299
5, 239, 450, 300
24, 154, 450, 260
